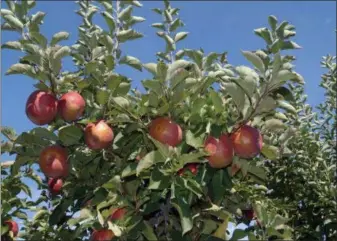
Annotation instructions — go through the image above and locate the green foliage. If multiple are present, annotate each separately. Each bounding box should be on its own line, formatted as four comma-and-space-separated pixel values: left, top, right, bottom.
1, 0, 335, 240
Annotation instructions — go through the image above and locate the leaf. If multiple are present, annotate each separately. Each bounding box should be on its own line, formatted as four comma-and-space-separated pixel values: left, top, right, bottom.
167, 60, 192, 87
143, 63, 157, 76
186, 130, 204, 149
151, 23, 165, 30
142, 221, 158, 241
277, 100, 297, 114
117, 29, 143, 43
96, 88, 109, 105
264, 119, 286, 131
5, 63, 35, 77
31, 127, 58, 141
235, 66, 259, 98
281, 41, 302, 50
255, 96, 277, 114
163, 34, 176, 51
254, 27, 273, 45
157, 61, 168, 81
268, 15, 278, 31
13, 210, 28, 220
30, 32, 47, 48
209, 89, 223, 114
175, 32, 189, 42
179, 152, 205, 165
203, 52, 218, 70
3, 14, 23, 30
50, 31, 70, 46
209, 170, 226, 203
53, 46, 71, 60
230, 229, 247, 241
148, 168, 170, 190
101, 11, 115, 32
33, 209, 49, 221
261, 145, 279, 160
241, 50, 265, 73
270, 214, 290, 229
31, 11, 46, 24
119, 55, 142, 71
272, 86, 294, 102
171, 198, 193, 235
1, 41, 22, 50
118, 5, 133, 21
58, 125, 83, 146
112, 96, 130, 109
221, 82, 245, 112
121, 163, 137, 178
136, 151, 164, 175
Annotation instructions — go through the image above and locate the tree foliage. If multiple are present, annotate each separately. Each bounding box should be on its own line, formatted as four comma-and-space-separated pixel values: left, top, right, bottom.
1, 1, 336, 241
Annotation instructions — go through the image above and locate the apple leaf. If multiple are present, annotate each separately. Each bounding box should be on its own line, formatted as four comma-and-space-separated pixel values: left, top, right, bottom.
142, 221, 158, 241
50, 31, 69, 46
143, 63, 157, 76
209, 89, 224, 114
264, 118, 286, 131
175, 32, 189, 42
171, 198, 193, 235
58, 125, 83, 146
119, 55, 143, 71
241, 50, 265, 73
261, 144, 280, 160
136, 150, 165, 175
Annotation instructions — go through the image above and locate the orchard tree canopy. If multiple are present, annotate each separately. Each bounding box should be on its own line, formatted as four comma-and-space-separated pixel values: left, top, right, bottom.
1, 0, 336, 241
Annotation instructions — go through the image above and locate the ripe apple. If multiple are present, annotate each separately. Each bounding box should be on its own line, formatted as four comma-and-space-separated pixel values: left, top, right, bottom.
58, 91, 86, 122
39, 145, 69, 178
48, 178, 63, 194
230, 125, 263, 159
84, 120, 114, 150
204, 134, 234, 168
149, 117, 182, 147
178, 163, 198, 176
4, 220, 18, 237
25, 90, 58, 125
91, 229, 114, 241
109, 207, 127, 221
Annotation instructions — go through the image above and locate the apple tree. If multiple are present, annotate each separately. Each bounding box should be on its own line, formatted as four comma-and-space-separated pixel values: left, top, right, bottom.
1, 0, 332, 240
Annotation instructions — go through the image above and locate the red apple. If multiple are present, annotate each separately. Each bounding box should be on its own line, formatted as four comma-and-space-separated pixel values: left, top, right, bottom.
39, 146, 69, 178
25, 90, 58, 125
242, 209, 255, 220
230, 125, 263, 159
4, 220, 18, 237
91, 229, 114, 241
58, 91, 86, 122
84, 120, 114, 150
109, 207, 127, 221
204, 134, 234, 168
178, 163, 198, 176
48, 178, 63, 194
149, 117, 182, 147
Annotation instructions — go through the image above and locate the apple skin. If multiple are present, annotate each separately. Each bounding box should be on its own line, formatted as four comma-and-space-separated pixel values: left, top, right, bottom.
39, 146, 69, 178
84, 120, 114, 150
242, 209, 255, 220
25, 90, 58, 125
109, 208, 127, 221
4, 220, 19, 237
230, 125, 263, 159
149, 117, 182, 147
48, 178, 63, 194
58, 91, 85, 122
91, 229, 114, 241
204, 134, 234, 168
178, 163, 198, 176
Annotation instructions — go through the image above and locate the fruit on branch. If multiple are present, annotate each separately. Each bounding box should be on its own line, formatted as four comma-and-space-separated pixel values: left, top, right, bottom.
48, 178, 63, 194
178, 163, 198, 176
4, 220, 18, 237
39, 146, 69, 178
85, 120, 114, 150
242, 209, 255, 220
91, 229, 114, 241
109, 207, 127, 221
230, 125, 263, 159
204, 134, 234, 168
25, 90, 58, 125
149, 117, 183, 147
58, 91, 86, 122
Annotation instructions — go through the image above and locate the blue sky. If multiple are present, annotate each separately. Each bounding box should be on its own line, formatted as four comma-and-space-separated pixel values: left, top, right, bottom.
1, 0, 336, 238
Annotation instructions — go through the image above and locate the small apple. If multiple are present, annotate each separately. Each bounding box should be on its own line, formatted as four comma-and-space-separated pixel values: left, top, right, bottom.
230, 125, 263, 159
178, 163, 198, 176
85, 120, 114, 150
204, 134, 234, 168
91, 229, 114, 241
39, 146, 69, 178
149, 117, 182, 147
48, 178, 63, 195
25, 90, 58, 125
4, 220, 18, 237
109, 207, 127, 221
58, 91, 86, 122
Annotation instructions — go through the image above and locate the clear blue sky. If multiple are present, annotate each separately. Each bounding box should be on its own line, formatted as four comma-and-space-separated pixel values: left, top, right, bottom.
1, 0, 336, 237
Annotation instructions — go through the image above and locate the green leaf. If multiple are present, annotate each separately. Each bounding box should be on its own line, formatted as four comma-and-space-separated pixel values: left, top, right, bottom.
255, 96, 277, 114
230, 229, 247, 241
151, 23, 165, 30
186, 130, 204, 149
118, 5, 133, 21
175, 32, 189, 42
50, 31, 70, 46
142, 221, 158, 240
136, 150, 164, 175
277, 100, 297, 114
13, 210, 28, 220
221, 82, 245, 112
143, 63, 157, 76
235, 66, 259, 98
53, 46, 71, 60
254, 27, 273, 45
1, 9, 14, 16
268, 15, 278, 31
119, 55, 142, 71
121, 163, 137, 178
31, 11, 46, 24
11, 156, 32, 175
96, 87, 109, 105
261, 145, 279, 160
157, 61, 168, 81
179, 152, 205, 165
272, 86, 294, 102
117, 29, 143, 43
241, 50, 265, 73
49, 199, 72, 226
33, 209, 49, 221
5, 63, 35, 78
3, 14, 23, 30
170, 18, 183, 32
31, 127, 58, 141
101, 11, 115, 32
264, 118, 286, 131
209, 89, 223, 114
112, 96, 130, 109
209, 169, 226, 203
148, 168, 170, 190
1, 41, 22, 50
30, 32, 48, 48
171, 198, 193, 235
58, 125, 83, 146
280, 41, 302, 51
167, 60, 192, 87
1, 225, 9, 235
270, 214, 290, 229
